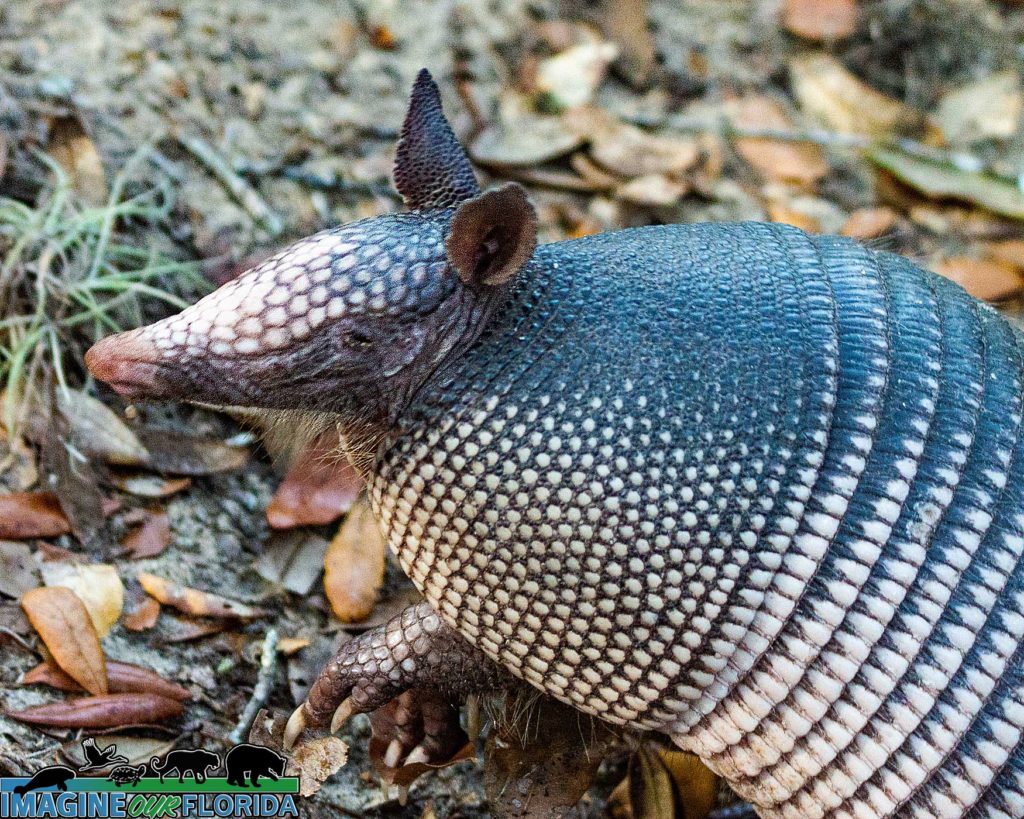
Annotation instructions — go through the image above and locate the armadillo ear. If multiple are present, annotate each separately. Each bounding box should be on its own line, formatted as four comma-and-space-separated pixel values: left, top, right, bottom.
394, 69, 481, 210
446, 183, 538, 288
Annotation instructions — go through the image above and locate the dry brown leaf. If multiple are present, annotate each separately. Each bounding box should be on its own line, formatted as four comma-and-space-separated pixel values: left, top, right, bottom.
0, 540, 39, 598
985, 240, 1024, 270
790, 54, 922, 137
138, 571, 268, 619
156, 615, 227, 643
616, 174, 688, 206
121, 510, 171, 559
55, 389, 150, 466
277, 636, 311, 655
21, 586, 107, 695
729, 96, 827, 184
253, 531, 329, 596
658, 750, 719, 819
0, 491, 71, 539
40, 562, 124, 638
136, 429, 249, 475
933, 71, 1023, 146
767, 201, 822, 233
48, 115, 107, 205
323, 497, 386, 623
287, 735, 350, 797
567, 108, 699, 178
536, 40, 619, 108
122, 594, 160, 632
7, 692, 183, 728
629, 747, 677, 819
782, 0, 857, 41
267, 431, 363, 529
471, 105, 584, 168
110, 473, 191, 498
841, 207, 900, 239
934, 256, 1022, 302
21, 659, 190, 701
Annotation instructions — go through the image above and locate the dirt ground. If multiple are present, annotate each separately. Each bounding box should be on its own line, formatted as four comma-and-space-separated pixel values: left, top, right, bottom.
1, 0, 1023, 817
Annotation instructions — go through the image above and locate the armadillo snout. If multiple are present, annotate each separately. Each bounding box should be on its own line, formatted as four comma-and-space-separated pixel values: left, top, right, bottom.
85, 331, 167, 400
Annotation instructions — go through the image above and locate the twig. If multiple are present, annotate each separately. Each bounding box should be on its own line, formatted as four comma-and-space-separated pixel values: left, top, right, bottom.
177, 134, 284, 237
229, 627, 279, 745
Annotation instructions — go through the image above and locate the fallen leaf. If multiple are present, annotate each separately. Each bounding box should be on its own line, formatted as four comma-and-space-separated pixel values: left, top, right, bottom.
536, 40, 619, 109
277, 636, 311, 655
615, 174, 688, 206
48, 114, 107, 205
110, 473, 191, 498
630, 746, 676, 819
136, 430, 249, 475
21, 586, 107, 695
782, 0, 858, 41
40, 562, 124, 638
868, 148, 1024, 221
934, 256, 1021, 302
0, 491, 71, 538
471, 101, 584, 168
767, 201, 822, 233
121, 510, 171, 559
253, 531, 329, 596
790, 54, 922, 137
985, 239, 1024, 269
729, 96, 827, 184
658, 750, 719, 819
7, 692, 183, 728
323, 497, 386, 623
53, 389, 150, 466
567, 108, 700, 178
138, 571, 268, 619
933, 71, 1023, 146
287, 735, 350, 797
841, 207, 900, 239
122, 594, 160, 632
0, 540, 39, 598
485, 692, 616, 818
156, 615, 227, 643
22, 659, 190, 701
267, 431, 363, 529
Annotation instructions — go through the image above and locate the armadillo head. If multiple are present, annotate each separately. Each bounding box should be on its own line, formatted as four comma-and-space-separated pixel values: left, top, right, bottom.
86, 70, 537, 429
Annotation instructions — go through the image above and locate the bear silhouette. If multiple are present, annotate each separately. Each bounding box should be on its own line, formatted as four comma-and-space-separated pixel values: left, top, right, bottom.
150, 748, 220, 784
224, 744, 286, 788
13, 765, 76, 795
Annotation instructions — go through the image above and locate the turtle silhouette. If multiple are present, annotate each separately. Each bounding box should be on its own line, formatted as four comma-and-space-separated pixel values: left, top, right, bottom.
13, 765, 76, 795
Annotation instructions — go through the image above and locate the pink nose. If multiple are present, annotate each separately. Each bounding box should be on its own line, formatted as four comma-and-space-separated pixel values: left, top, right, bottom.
85, 331, 164, 399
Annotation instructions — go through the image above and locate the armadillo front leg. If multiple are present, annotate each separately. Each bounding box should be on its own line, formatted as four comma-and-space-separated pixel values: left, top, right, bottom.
284, 602, 512, 749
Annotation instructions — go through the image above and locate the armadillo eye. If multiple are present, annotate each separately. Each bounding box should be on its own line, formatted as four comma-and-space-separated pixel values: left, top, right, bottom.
342, 328, 374, 349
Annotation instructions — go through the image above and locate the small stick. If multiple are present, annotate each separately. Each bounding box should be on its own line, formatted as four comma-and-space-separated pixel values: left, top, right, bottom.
178, 134, 284, 237
229, 628, 279, 745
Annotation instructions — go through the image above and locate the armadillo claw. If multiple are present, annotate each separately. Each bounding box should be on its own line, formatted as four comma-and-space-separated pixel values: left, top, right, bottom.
330, 697, 355, 734
295, 601, 512, 739
283, 704, 307, 751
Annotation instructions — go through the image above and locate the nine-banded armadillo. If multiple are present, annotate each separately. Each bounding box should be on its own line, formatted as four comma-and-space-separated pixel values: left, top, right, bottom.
86, 70, 1024, 818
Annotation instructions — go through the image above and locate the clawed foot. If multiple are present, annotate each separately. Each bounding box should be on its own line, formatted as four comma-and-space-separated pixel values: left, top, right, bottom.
284, 602, 510, 750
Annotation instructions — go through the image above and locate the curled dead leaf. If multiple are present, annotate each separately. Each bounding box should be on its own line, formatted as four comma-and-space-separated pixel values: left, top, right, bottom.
267, 431, 363, 529
615, 174, 688, 207
840, 207, 899, 240
7, 692, 183, 728
135, 429, 249, 475
536, 40, 619, 109
934, 256, 1022, 302
790, 54, 922, 137
323, 496, 386, 623
21, 586, 107, 695
287, 735, 350, 798
0, 540, 39, 598
48, 114, 107, 205
21, 659, 190, 701
40, 561, 124, 638
0, 491, 71, 539
728, 96, 827, 184
111, 472, 191, 498
782, 0, 858, 41
54, 389, 150, 466
122, 594, 160, 632
121, 510, 171, 559
138, 571, 268, 619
